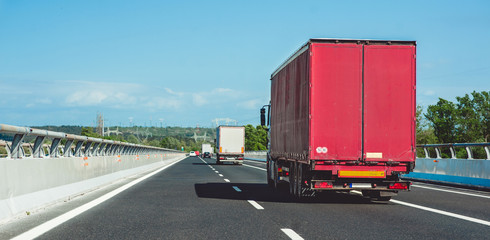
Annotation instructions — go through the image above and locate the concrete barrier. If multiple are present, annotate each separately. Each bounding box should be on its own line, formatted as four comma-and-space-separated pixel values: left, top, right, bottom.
0, 153, 186, 223
403, 158, 490, 189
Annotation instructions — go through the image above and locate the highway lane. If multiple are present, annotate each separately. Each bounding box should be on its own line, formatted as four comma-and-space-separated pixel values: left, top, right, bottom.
19, 157, 290, 240
2, 156, 489, 239
202, 157, 490, 239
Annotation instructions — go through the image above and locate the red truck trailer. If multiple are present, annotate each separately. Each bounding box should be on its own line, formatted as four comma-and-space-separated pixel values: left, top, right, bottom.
261, 39, 416, 200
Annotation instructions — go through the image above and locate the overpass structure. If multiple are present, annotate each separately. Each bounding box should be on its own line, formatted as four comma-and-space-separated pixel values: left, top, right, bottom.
0, 124, 186, 223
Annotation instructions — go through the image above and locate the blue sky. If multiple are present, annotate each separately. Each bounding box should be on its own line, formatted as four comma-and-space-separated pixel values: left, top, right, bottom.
1, 0, 489, 128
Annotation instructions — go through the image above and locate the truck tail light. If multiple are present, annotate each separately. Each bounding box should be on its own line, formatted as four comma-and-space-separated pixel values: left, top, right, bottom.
314, 181, 333, 189
388, 182, 408, 190
237, 157, 244, 160
219, 157, 225, 160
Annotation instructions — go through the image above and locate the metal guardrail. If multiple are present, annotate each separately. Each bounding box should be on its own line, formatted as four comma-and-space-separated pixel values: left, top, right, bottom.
417, 143, 490, 160
0, 124, 180, 159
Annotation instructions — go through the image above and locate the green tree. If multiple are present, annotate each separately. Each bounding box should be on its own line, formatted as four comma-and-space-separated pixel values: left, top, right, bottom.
245, 124, 268, 151
126, 134, 140, 144
160, 136, 182, 150
470, 91, 490, 142
416, 105, 437, 146
80, 127, 102, 138
425, 98, 458, 143
455, 93, 482, 142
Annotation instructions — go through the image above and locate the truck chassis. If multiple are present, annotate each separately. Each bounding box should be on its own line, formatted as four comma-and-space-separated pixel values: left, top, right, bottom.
267, 156, 412, 201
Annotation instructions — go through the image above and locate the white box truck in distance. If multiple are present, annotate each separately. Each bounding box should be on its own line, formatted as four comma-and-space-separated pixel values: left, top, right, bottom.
216, 126, 245, 165
202, 143, 213, 154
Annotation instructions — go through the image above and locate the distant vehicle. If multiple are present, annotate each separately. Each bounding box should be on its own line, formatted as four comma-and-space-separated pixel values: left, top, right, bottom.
195, 151, 200, 156
202, 152, 211, 158
216, 126, 245, 165
189, 151, 196, 157
262, 39, 416, 200
202, 143, 214, 154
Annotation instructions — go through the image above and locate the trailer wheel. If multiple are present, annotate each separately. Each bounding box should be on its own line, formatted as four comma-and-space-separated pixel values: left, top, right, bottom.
273, 160, 279, 189
289, 162, 295, 195
267, 159, 274, 187
295, 163, 303, 199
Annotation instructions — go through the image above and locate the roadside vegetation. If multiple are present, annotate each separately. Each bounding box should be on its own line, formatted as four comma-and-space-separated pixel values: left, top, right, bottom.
417, 91, 489, 158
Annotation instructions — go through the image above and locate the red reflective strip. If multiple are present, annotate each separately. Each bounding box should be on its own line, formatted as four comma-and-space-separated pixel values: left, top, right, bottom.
389, 183, 408, 190
314, 182, 333, 188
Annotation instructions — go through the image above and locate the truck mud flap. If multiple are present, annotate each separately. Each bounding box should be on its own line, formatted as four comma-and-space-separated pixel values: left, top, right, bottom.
301, 188, 316, 197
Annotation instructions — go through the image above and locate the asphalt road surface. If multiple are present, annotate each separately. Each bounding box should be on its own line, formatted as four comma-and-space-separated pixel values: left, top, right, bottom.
1, 156, 489, 239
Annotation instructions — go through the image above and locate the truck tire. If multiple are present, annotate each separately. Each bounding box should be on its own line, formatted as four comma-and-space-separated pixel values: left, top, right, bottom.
267, 159, 274, 187
289, 162, 295, 195
295, 163, 303, 199
273, 160, 279, 189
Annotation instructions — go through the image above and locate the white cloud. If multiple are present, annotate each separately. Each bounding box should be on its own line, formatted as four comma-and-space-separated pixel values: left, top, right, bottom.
237, 99, 261, 110
165, 88, 184, 96
67, 90, 108, 106
214, 88, 233, 93
36, 98, 52, 104
192, 94, 208, 106
423, 90, 436, 96
146, 96, 182, 109
63, 81, 142, 107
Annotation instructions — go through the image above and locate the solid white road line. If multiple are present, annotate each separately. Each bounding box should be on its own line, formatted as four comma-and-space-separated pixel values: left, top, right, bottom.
243, 164, 266, 171
281, 228, 304, 240
390, 199, 490, 226
247, 200, 264, 210
224, 179, 230, 182
233, 186, 242, 192
243, 159, 266, 164
12, 156, 186, 240
350, 190, 490, 226
412, 184, 490, 199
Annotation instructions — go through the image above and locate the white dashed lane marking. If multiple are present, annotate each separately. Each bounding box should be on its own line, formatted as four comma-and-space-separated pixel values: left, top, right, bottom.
247, 200, 264, 210
281, 228, 304, 240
